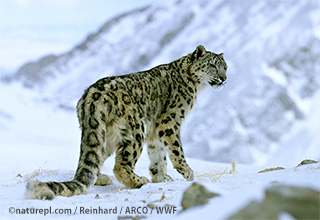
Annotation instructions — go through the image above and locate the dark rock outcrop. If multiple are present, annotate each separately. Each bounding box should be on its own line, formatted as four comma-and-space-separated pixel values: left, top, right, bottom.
181, 182, 219, 210
228, 185, 320, 220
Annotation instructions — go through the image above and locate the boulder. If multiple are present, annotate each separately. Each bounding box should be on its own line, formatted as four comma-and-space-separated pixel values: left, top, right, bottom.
228, 185, 320, 220
296, 159, 318, 167
181, 182, 220, 210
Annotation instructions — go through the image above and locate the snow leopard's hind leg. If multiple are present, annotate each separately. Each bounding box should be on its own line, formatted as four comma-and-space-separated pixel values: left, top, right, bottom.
113, 116, 150, 188
94, 173, 113, 186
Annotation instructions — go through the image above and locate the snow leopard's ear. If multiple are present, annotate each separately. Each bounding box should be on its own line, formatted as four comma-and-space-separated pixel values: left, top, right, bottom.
191, 45, 206, 62
218, 53, 224, 58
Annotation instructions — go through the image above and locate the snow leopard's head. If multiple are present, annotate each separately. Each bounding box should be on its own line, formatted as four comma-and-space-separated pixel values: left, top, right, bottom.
189, 45, 227, 89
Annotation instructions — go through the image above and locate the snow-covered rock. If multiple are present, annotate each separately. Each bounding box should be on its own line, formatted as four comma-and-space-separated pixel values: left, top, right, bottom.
3, 0, 320, 165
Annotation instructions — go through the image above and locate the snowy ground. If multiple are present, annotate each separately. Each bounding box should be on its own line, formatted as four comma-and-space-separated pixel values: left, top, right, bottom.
1, 141, 319, 220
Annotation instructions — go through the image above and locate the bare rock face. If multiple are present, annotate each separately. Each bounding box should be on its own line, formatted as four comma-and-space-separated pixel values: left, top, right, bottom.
181, 182, 219, 210
228, 185, 320, 220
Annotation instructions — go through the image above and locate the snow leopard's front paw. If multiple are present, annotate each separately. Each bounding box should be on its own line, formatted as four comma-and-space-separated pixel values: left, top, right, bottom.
151, 173, 174, 183
176, 166, 194, 181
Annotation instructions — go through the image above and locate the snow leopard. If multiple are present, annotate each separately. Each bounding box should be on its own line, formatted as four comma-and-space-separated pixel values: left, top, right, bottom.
25, 45, 227, 199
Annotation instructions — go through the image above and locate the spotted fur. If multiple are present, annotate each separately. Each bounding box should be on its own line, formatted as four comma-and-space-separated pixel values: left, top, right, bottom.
25, 45, 227, 199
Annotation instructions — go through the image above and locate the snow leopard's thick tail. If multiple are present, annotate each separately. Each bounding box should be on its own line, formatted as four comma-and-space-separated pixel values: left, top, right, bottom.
25, 178, 93, 200
24, 160, 101, 200
25, 94, 107, 200
24, 140, 102, 199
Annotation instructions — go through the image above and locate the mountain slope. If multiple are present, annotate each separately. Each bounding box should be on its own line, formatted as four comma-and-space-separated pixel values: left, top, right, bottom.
5, 0, 320, 164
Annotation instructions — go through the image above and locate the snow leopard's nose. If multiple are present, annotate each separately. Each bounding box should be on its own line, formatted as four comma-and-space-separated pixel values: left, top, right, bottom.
218, 69, 227, 82
220, 75, 227, 82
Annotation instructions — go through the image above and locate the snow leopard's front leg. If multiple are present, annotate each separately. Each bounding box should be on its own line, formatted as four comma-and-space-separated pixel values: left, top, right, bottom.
157, 124, 194, 181
147, 141, 173, 183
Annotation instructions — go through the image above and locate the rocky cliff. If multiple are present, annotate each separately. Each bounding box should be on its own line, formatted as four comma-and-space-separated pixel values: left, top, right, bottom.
6, 0, 320, 164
